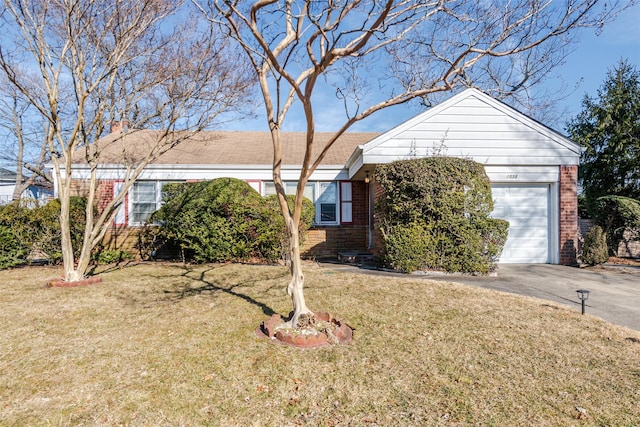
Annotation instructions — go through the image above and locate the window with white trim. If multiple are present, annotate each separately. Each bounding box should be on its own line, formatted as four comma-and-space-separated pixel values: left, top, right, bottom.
264, 181, 342, 225
318, 182, 337, 222
129, 180, 182, 225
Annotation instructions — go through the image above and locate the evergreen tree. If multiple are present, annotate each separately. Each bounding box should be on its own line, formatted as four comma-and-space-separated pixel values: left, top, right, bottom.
567, 60, 640, 216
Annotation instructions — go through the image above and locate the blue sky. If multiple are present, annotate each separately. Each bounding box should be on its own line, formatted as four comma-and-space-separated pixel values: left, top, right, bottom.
549, 2, 640, 131
225, 2, 640, 136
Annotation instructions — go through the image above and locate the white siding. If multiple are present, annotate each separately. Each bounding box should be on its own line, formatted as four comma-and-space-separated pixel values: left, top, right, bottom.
359, 89, 581, 169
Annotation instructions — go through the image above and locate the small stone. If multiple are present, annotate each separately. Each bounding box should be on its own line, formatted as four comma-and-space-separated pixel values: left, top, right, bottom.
315, 312, 331, 322
262, 314, 282, 338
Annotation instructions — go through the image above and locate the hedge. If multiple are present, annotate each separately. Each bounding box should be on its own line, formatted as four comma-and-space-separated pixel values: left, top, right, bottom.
0, 197, 87, 269
376, 157, 508, 274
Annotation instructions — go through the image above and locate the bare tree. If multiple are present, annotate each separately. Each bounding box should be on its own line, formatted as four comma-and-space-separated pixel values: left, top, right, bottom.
0, 0, 252, 282
0, 73, 51, 201
194, 0, 629, 329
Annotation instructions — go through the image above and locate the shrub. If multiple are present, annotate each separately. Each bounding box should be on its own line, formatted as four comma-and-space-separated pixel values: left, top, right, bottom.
382, 221, 435, 272
593, 195, 640, 255
0, 225, 25, 269
375, 157, 508, 274
375, 157, 494, 223
263, 194, 315, 262
91, 249, 134, 265
0, 198, 87, 266
142, 178, 314, 263
581, 225, 609, 266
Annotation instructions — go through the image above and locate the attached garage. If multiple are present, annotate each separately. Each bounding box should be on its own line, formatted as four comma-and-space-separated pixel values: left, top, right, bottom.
346, 88, 581, 265
490, 184, 551, 263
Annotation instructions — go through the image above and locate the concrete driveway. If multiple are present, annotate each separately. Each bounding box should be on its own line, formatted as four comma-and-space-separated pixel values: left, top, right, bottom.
322, 262, 640, 331
442, 264, 640, 332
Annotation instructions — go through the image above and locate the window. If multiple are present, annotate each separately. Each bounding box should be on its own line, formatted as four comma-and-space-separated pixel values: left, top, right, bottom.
264, 181, 315, 201
264, 181, 340, 225
129, 180, 182, 225
318, 182, 337, 222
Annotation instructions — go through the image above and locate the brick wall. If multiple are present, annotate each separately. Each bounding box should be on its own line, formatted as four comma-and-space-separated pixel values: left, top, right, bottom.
559, 165, 578, 265
101, 226, 141, 254
350, 180, 369, 226
617, 230, 640, 258
301, 225, 368, 257
97, 180, 115, 213
69, 179, 90, 197
301, 180, 370, 257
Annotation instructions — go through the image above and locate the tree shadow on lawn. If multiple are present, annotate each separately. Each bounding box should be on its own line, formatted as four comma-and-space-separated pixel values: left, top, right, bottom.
160, 263, 287, 317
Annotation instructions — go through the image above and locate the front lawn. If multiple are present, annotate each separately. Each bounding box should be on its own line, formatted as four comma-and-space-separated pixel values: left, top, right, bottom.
1, 262, 639, 426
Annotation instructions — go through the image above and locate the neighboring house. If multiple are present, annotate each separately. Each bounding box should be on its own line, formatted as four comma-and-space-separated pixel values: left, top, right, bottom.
59, 89, 581, 265
0, 167, 53, 205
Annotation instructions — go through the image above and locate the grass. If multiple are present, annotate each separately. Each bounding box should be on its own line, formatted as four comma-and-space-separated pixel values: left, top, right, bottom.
1, 262, 639, 426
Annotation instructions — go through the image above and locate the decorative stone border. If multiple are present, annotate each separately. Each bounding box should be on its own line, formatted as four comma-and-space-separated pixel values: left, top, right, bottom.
256, 311, 353, 348
45, 276, 103, 288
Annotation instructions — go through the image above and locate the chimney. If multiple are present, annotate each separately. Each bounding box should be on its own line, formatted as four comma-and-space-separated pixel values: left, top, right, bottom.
110, 120, 129, 133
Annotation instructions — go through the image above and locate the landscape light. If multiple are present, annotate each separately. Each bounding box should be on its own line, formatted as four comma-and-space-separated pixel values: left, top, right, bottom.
576, 289, 590, 315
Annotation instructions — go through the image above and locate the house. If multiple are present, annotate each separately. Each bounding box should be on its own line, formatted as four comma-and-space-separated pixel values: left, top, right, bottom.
61, 89, 581, 265
0, 167, 53, 205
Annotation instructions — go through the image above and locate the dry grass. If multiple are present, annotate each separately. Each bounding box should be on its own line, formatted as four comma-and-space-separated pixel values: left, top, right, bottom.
1, 262, 639, 426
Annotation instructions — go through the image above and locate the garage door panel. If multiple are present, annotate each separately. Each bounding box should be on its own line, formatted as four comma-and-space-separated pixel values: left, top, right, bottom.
505, 237, 549, 249
508, 206, 548, 218
491, 208, 547, 223
500, 248, 549, 264
506, 226, 547, 239
506, 217, 548, 228
491, 183, 550, 264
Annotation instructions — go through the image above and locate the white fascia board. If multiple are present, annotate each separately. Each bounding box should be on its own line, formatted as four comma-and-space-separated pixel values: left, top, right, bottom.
361, 152, 579, 167
67, 163, 350, 182
347, 156, 365, 180
345, 145, 364, 169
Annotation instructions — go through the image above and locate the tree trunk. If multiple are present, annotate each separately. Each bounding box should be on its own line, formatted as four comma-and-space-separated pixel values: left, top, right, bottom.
283, 206, 313, 328
58, 184, 83, 282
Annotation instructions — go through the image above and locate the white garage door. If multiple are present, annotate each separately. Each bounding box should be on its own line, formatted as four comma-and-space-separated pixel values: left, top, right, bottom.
490, 184, 550, 264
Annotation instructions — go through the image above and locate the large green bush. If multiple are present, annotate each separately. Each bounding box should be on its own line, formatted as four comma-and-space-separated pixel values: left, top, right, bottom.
142, 178, 314, 263
0, 198, 87, 269
376, 157, 508, 274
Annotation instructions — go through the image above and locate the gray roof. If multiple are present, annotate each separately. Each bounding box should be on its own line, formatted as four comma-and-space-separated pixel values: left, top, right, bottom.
73, 130, 380, 166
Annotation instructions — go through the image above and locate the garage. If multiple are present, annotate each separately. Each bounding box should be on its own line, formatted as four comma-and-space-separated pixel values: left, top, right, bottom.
350, 88, 581, 265
490, 184, 551, 264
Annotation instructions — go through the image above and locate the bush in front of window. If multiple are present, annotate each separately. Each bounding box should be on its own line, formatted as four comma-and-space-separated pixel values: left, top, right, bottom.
376, 157, 509, 274
143, 178, 314, 263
